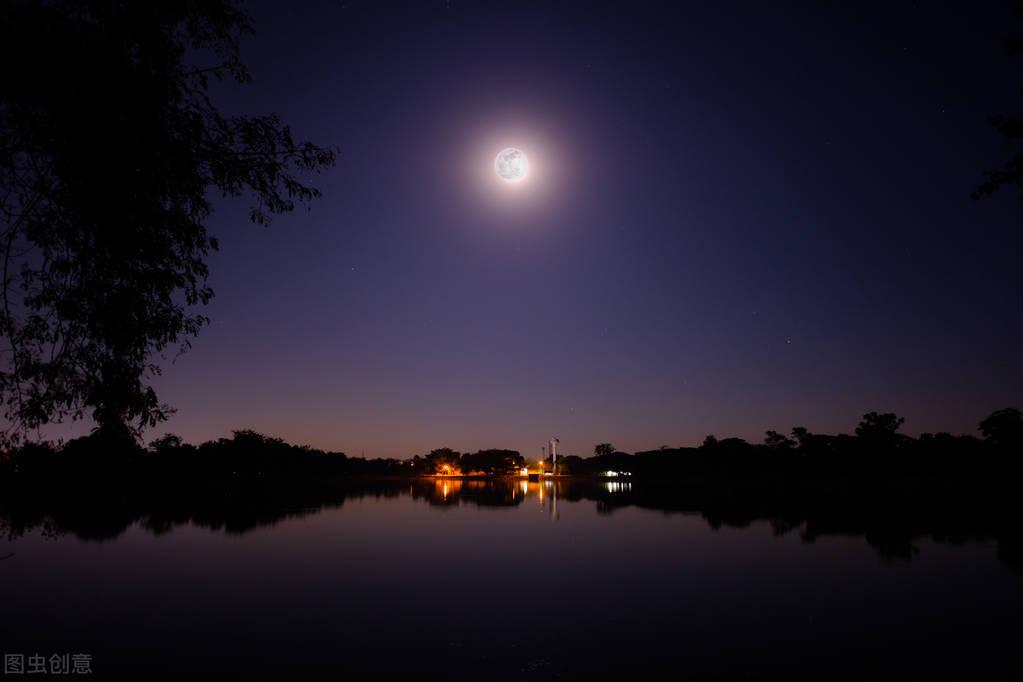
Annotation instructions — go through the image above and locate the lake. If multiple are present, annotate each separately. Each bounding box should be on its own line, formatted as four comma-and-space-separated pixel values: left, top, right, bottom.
1, 478, 1020, 680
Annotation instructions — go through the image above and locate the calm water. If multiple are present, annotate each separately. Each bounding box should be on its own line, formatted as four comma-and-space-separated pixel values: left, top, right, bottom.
1, 479, 1020, 680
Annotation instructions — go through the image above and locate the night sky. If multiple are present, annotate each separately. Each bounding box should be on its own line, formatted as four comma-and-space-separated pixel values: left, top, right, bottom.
139, 1, 1022, 458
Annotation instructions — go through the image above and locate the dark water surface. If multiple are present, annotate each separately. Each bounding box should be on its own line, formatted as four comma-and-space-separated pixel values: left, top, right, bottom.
1, 478, 1020, 680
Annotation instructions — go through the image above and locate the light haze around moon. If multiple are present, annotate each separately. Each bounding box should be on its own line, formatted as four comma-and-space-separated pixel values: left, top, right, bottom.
495, 147, 528, 182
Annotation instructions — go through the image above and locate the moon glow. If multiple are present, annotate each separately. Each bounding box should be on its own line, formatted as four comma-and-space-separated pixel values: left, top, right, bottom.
495, 147, 528, 182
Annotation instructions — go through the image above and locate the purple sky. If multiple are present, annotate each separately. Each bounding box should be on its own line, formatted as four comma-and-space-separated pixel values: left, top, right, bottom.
82, 1, 1023, 458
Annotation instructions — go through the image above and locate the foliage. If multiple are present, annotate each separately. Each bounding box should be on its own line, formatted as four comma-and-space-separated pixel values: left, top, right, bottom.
975, 6, 1023, 199
855, 412, 905, 443
763, 430, 795, 449
460, 449, 525, 475
0, 0, 335, 443
979, 407, 1023, 447
2, 409, 1019, 486
424, 448, 461, 474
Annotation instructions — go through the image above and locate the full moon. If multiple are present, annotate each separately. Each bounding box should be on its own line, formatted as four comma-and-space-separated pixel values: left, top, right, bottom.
495, 147, 528, 182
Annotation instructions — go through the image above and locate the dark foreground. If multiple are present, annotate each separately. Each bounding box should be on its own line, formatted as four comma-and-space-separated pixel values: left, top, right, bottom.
1, 475, 1021, 680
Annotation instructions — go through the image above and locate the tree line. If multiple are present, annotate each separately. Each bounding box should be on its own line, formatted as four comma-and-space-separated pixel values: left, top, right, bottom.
1, 407, 1019, 482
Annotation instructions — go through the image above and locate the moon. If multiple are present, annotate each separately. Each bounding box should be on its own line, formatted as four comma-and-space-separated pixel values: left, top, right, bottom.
495, 147, 528, 182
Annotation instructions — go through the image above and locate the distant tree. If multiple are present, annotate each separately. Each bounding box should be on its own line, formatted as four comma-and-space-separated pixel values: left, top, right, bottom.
790, 427, 811, 448
594, 443, 616, 457
148, 433, 182, 455
460, 449, 524, 475
701, 435, 718, 449
558, 454, 584, 474
763, 430, 795, 449
425, 448, 461, 474
855, 412, 905, 443
979, 408, 1023, 448
0, 1, 335, 444
224, 430, 287, 450
789, 426, 842, 454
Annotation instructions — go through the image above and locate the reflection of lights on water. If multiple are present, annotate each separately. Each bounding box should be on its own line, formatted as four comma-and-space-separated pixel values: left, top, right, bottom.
605, 481, 632, 493
520, 481, 528, 496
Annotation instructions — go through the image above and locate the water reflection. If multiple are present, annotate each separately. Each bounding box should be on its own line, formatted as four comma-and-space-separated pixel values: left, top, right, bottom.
1, 477, 1020, 575
605, 480, 632, 493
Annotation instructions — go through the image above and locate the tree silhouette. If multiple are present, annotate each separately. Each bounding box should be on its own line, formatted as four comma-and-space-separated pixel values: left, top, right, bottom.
763, 430, 795, 449
148, 433, 184, 456
594, 443, 616, 457
460, 449, 524, 475
425, 448, 461, 474
974, 6, 1023, 199
979, 407, 1023, 448
0, 1, 335, 443
855, 412, 905, 444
